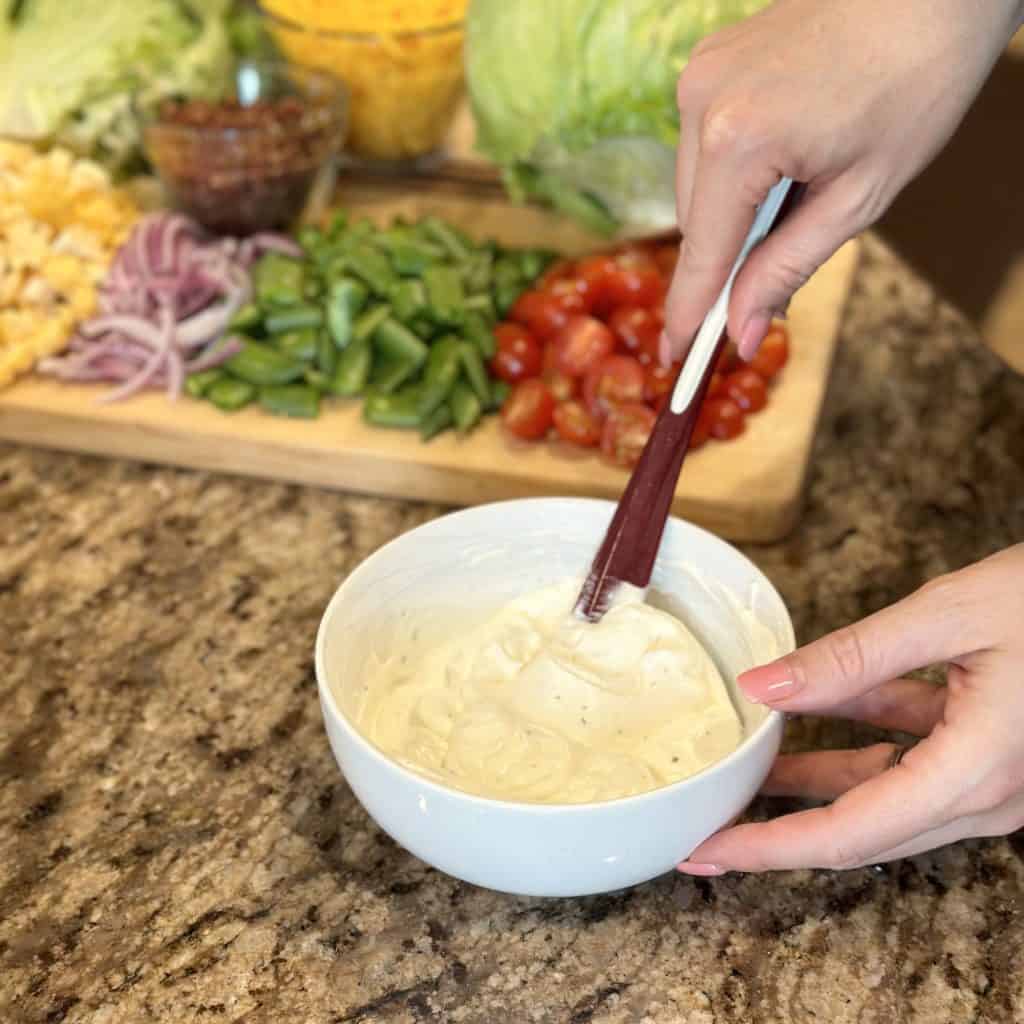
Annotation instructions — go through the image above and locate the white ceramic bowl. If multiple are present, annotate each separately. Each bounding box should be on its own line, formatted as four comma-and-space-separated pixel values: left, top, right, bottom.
315, 498, 793, 898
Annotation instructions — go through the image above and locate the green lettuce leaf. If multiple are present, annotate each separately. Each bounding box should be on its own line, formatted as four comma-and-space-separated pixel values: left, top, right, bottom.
0, 0, 232, 174
466, 0, 768, 235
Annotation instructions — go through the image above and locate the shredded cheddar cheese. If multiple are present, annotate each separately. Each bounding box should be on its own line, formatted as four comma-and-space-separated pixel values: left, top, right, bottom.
263, 1, 467, 161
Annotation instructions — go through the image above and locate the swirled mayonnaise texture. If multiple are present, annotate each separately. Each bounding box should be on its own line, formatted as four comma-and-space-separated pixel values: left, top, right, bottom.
355, 580, 743, 804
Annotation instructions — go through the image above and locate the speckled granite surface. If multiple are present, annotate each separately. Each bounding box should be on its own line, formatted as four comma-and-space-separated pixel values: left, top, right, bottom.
2, 235, 1023, 1024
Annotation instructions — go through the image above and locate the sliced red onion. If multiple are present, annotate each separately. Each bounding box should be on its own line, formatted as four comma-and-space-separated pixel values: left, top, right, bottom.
79, 314, 166, 351
177, 281, 249, 349
97, 305, 175, 405
238, 238, 255, 265
158, 214, 193, 274
42, 211, 297, 401
165, 347, 185, 401
128, 218, 151, 284
175, 304, 231, 350
38, 354, 93, 379
40, 339, 145, 379
176, 290, 214, 320
88, 357, 156, 382
249, 233, 304, 260
184, 335, 243, 373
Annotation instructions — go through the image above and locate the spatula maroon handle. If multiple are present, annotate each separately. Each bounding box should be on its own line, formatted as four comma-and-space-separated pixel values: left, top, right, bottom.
575, 179, 805, 621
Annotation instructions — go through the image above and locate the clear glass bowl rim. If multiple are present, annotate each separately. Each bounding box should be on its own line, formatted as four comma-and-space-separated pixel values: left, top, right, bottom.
137, 57, 349, 140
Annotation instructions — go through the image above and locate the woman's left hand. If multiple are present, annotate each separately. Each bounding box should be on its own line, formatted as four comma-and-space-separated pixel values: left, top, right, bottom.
678, 544, 1024, 874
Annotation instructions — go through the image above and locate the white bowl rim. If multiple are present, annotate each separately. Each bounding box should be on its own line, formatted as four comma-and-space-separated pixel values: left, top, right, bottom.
315, 496, 790, 816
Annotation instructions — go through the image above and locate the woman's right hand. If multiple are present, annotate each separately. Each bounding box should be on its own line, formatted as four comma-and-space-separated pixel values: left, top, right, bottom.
662, 0, 1024, 364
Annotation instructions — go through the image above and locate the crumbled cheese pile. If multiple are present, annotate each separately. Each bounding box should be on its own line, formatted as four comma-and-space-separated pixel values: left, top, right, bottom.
0, 142, 139, 388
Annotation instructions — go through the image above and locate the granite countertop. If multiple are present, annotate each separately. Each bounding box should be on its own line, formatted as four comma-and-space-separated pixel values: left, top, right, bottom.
2, 235, 1023, 1023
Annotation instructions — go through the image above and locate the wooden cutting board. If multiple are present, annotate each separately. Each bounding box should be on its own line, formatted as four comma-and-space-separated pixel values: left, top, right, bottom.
0, 185, 858, 542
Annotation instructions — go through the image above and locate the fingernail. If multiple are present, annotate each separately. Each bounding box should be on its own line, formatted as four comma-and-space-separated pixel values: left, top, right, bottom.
676, 862, 728, 877
737, 312, 771, 361
737, 660, 802, 705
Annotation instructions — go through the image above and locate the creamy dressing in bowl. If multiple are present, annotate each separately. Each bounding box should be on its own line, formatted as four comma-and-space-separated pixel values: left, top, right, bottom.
353, 579, 745, 803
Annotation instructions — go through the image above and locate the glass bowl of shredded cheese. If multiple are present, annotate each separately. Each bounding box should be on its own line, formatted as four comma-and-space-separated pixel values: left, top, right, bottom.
258, 0, 467, 166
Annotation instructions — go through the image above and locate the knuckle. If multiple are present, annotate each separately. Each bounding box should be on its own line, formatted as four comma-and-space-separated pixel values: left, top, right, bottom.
825, 841, 866, 872
700, 98, 759, 160
824, 625, 870, 688
839, 174, 892, 234
678, 243, 730, 281
917, 571, 964, 608
818, 807, 870, 870
763, 250, 814, 298
831, 854, 865, 872
916, 570, 986, 647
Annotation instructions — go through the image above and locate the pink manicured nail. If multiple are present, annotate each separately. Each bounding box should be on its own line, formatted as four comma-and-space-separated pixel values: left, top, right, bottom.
676, 862, 728, 877
737, 660, 802, 704
737, 312, 771, 361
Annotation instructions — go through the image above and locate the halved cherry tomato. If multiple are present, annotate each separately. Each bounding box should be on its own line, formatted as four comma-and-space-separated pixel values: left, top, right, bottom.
553, 399, 601, 447
501, 379, 555, 440
643, 361, 680, 405
561, 274, 606, 313
652, 243, 679, 278
707, 371, 726, 399
703, 397, 746, 440
542, 343, 578, 402
490, 322, 543, 384
545, 276, 591, 315
510, 290, 575, 341
608, 306, 663, 363
575, 254, 618, 315
724, 367, 768, 412
554, 316, 616, 377
746, 324, 790, 380
605, 250, 664, 309
584, 355, 646, 417
601, 402, 656, 468
542, 272, 603, 315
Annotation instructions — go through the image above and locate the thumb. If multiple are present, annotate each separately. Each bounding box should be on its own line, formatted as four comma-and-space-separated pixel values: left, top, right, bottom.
727, 180, 864, 359
739, 574, 976, 712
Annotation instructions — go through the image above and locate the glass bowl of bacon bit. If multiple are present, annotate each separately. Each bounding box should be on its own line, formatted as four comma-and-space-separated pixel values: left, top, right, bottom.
141, 59, 348, 236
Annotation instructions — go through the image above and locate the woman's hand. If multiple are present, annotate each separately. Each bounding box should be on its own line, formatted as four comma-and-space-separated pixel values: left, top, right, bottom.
663, 0, 1024, 364
678, 544, 1024, 874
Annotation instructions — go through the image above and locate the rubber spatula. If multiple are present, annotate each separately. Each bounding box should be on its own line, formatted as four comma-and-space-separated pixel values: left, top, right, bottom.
574, 177, 804, 622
